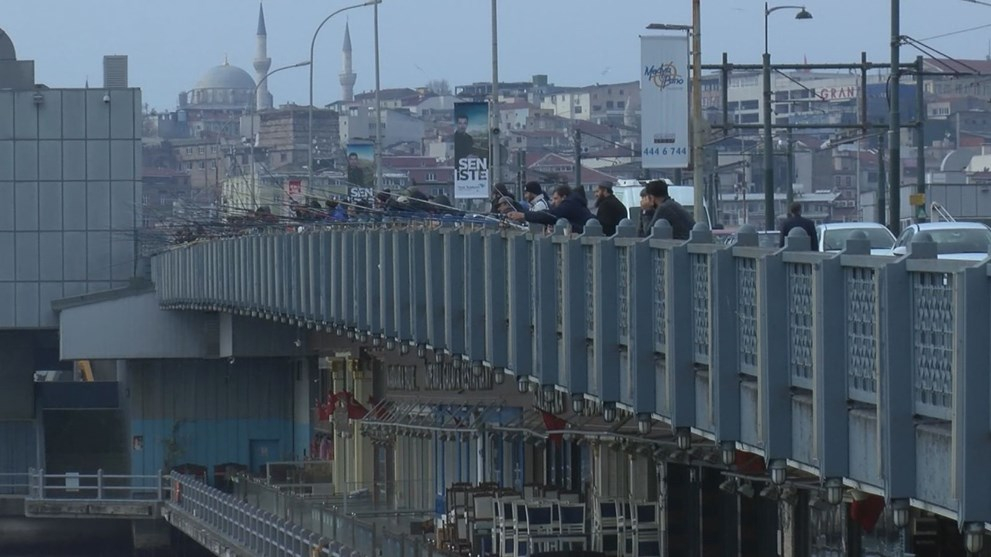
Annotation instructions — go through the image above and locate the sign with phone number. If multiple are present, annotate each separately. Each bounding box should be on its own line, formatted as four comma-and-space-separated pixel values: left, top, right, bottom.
642, 147, 688, 157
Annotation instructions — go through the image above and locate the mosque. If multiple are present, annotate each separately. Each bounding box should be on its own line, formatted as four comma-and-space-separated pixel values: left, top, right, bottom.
174, 3, 356, 140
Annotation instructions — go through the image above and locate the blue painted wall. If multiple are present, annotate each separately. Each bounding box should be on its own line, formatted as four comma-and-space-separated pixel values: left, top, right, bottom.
125, 358, 295, 479
0, 420, 38, 478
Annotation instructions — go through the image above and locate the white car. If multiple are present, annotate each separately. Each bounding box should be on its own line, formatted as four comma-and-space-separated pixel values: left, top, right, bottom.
817, 222, 896, 255
889, 222, 991, 261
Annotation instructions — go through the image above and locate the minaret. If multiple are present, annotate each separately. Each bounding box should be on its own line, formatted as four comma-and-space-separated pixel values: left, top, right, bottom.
339, 22, 356, 102
253, 2, 272, 110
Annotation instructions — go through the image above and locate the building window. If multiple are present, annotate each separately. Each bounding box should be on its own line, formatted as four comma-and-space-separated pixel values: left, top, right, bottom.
281, 153, 288, 162
426, 172, 436, 181
574, 106, 583, 114
606, 101, 614, 109
617, 101, 625, 109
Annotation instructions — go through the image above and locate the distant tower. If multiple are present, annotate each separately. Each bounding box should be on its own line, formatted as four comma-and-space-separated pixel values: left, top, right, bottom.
103, 55, 128, 88
253, 2, 272, 110
339, 22, 356, 102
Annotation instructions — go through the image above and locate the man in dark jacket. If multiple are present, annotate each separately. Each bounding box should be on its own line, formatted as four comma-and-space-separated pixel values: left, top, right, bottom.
645, 179, 695, 240
593, 181, 628, 236
507, 185, 595, 233
637, 188, 655, 237
779, 201, 819, 250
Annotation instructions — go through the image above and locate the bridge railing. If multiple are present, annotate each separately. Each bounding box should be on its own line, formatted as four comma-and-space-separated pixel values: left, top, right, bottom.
26, 468, 167, 501
152, 219, 991, 527
0, 472, 29, 496
169, 472, 354, 557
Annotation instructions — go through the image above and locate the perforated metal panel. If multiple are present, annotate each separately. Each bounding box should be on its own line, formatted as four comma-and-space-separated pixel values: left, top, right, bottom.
652, 249, 667, 350
691, 253, 710, 364
787, 262, 814, 385
736, 258, 759, 375
911, 272, 954, 417
845, 266, 879, 399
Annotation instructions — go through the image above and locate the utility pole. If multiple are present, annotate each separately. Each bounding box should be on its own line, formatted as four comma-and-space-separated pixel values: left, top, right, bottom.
691, 0, 706, 225
888, 0, 901, 234
786, 127, 794, 207
374, 2, 383, 190
574, 128, 582, 194
877, 133, 886, 226
490, 0, 500, 189
915, 55, 926, 223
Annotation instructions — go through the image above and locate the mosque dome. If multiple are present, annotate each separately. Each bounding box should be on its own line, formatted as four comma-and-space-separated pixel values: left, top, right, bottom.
184, 60, 256, 109
0, 27, 16, 61
194, 61, 256, 90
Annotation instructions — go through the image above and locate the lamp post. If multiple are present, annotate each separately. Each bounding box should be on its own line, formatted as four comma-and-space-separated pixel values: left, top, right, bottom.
308, 0, 381, 194
373, 1, 383, 190
763, 3, 812, 231
250, 61, 311, 210
490, 0, 501, 190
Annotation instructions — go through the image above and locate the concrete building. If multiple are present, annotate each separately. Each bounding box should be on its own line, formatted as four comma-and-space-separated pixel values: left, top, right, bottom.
102, 55, 128, 88
0, 29, 142, 544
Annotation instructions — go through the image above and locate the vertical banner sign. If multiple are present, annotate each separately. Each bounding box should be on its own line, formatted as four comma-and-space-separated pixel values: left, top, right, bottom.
345, 141, 375, 202
453, 101, 490, 199
641, 35, 690, 169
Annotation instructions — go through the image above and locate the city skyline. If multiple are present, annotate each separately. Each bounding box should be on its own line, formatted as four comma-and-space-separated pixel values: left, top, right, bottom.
2, 0, 990, 110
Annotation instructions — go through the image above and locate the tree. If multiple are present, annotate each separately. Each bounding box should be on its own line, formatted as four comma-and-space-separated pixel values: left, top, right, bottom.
426, 79, 451, 96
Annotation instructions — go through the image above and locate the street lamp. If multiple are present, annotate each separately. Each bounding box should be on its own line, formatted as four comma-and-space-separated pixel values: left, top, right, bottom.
250, 61, 310, 210
763, 3, 812, 231
308, 0, 382, 195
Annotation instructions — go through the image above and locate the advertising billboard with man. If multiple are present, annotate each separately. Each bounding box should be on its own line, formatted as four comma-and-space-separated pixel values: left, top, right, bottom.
453, 102, 489, 199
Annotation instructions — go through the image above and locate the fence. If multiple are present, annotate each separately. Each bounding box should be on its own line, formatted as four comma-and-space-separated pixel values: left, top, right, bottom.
26, 468, 167, 501
239, 477, 455, 557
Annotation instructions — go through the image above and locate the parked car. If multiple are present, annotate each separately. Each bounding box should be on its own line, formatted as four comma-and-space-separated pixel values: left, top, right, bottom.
889, 222, 991, 261
724, 230, 780, 248
816, 222, 896, 255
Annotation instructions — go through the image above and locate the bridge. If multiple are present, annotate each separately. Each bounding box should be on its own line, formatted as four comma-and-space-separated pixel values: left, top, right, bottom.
142, 216, 991, 554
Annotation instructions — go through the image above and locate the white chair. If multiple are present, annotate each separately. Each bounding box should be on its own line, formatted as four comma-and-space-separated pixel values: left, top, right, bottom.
523, 502, 557, 554
593, 499, 621, 556
631, 503, 661, 557
558, 503, 588, 551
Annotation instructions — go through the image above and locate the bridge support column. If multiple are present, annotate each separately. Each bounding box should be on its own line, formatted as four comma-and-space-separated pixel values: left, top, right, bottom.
739, 483, 779, 556
699, 467, 737, 557
665, 463, 701, 557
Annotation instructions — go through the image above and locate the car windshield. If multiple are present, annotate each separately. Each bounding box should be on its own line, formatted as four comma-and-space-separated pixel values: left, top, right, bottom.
926, 228, 991, 254
822, 228, 895, 251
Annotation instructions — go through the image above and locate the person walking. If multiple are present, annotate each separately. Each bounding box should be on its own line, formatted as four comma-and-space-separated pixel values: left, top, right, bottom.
778, 201, 819, 250
593, 181, 628, 236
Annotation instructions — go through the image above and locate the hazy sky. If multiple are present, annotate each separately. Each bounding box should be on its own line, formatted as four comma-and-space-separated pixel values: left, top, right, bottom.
2, 0, 990, 110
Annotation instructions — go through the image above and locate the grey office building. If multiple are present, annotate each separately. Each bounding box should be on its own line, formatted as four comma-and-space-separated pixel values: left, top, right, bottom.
0, 25, 141, 473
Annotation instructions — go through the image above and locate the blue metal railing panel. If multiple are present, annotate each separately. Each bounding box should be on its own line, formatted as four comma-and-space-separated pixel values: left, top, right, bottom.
786, 261, 815, 389
393, 228, 412, 341
424, 228, 446, 351
379, 227, 395, 338
506, 234, 533, 376
532, 233, 558, 387
844, 265, 880, 403
442, 229, 466, 356
483, 232, 508, 369
910, 270, 955, 420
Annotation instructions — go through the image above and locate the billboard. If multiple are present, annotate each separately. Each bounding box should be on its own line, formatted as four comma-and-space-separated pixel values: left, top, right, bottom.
345, 141, 375, 189
640, 35, 690, 169
453, 101, 490, 199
